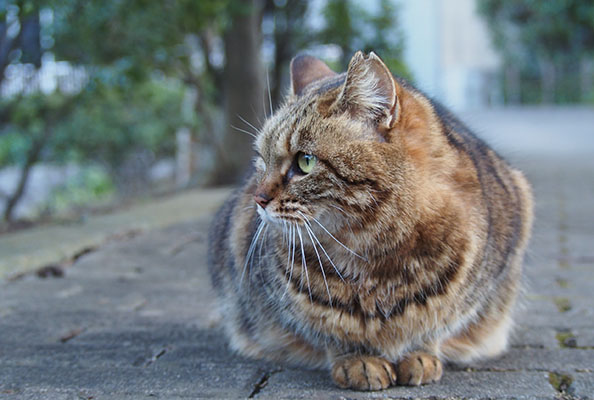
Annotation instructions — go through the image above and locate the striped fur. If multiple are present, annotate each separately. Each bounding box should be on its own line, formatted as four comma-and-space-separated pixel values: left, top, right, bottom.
208, 52, 533, 390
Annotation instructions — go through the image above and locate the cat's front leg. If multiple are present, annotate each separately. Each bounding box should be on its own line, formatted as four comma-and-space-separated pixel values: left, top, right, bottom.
330, 354, 397, 391
395, 351, 443, 386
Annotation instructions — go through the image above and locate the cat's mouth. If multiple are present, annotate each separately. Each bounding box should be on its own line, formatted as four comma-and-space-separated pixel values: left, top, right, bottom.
257, 204, 304, 225
256, 202, 367, 266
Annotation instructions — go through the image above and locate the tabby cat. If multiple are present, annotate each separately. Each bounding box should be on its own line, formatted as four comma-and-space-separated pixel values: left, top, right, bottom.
208, 51, 533, 390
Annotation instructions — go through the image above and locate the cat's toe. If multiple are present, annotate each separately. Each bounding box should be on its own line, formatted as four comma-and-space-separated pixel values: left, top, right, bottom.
331, 355, 397, 391
396, 352, 443, 386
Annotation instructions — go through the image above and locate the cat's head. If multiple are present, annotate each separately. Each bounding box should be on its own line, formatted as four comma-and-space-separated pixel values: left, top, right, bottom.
253, 51, 416, 228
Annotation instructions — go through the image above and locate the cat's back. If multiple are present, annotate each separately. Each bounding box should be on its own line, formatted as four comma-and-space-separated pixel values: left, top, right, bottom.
427, 94, 533, 280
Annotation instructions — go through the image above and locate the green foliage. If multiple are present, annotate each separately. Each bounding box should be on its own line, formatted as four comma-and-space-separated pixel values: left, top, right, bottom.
478, 0, 594, 103
0, 92, 73, 167
0, 77, 189, 169
45, 166, 115, 215
54, 77, 189, 168
320, 0, 410, 79
321, 0, 356, 59
0, 131, 29, 167
50, 0, 232, 80
479, 0, 594, 59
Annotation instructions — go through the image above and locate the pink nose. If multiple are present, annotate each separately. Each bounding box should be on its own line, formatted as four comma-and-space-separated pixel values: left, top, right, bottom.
254, 193, 272, 209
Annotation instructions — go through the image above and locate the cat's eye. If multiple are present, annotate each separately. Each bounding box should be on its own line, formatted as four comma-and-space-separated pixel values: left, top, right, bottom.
297, 152, 317, 174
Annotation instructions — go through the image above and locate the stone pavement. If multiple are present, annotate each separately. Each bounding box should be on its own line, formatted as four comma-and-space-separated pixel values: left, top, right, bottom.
0, 188, 231, 280
1, 108, 594, 399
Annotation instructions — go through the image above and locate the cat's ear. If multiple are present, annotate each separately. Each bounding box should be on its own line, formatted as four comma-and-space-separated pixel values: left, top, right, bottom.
335, 51, 398, 130
290, 54, 337, 96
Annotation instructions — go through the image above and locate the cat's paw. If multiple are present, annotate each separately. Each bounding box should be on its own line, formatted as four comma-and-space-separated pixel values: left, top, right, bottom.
331, 355, 397, 391
396, 352, 443, 386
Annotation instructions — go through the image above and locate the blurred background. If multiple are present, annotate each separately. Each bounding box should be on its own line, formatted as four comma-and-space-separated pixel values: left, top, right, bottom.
0, 0, 592, 230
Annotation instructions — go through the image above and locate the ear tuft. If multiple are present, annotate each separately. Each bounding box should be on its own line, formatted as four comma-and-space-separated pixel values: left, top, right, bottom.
336, 51, 398, 129
290, 54, 337, 96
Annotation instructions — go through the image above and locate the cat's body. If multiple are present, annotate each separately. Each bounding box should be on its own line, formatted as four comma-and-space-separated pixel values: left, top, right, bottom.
208, 52, 533, 390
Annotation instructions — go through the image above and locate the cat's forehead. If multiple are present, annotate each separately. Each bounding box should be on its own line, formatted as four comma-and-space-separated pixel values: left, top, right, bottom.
257, 98, 316, 158
255, 73, 351, 159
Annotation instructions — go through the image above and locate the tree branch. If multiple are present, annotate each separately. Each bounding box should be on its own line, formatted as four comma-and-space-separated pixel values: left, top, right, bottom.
2, 96, 78, 222
0, 15, 23, 85
2, 125, 50, 222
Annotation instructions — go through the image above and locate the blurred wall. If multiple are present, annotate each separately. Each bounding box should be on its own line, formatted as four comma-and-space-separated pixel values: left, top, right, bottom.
397, 0, 500, 110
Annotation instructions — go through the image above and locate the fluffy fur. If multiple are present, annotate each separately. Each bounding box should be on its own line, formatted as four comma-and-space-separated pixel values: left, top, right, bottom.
208, 51, 533, 391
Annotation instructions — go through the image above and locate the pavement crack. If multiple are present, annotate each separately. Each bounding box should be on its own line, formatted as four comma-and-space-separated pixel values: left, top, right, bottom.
71, 246, 99, 264
133, 345, 172, 367
59, 327, 85, 343
549, 371, 574, 396
5, 228, 144, 282
167, 232, 205, 256
556, 329, 577, 348
36, 264, 65, 278
511, 344, 545, 349
553, 297, 572, 313
248, 367, 283, 398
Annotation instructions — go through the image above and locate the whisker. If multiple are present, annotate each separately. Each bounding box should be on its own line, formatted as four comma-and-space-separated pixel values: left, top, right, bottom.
255, 114, 264, 129
329, 203, 348, 215
302, 218, 345, 283
291, 222, 296, 279
266, 66, 273, 116
282, 220, 287, 245
300, 212, 367, 261
285, 222, 292, 275
237, 114, 263, 136
258, 224, 269, 263
366, 189, 379, 207
230, 124, 257, 139
257, 224, 269, 285
328, 204, 355, 236
281, 222, 297, 300
303, 222, 333, 307
296, 225, 312, 302
240, 220, 266, 285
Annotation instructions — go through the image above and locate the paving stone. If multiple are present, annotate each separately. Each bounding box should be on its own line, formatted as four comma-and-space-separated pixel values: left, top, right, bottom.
511, 326, 558, 349
0, 188, 230, 279
0, 389, 196, 400
466, 348, 594, 373
257, 369, 555, 399
573, 372, 594, 399
1, 321, 268, 398
525, 267, 594, 300
518, 297, 594, 329
573, 328, 594, 348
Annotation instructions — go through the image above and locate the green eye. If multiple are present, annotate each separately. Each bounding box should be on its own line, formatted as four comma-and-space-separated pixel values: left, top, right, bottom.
297, 152, 317, 174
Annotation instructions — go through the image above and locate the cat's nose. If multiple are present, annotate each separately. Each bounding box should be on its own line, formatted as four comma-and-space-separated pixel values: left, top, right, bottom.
254, 193, 273, 209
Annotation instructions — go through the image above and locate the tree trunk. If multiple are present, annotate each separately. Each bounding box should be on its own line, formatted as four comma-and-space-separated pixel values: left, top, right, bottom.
3, 127, 51, 222
210, 0, 265, 185
0, 19, 22, 82
3, 96, 75, 222
270, 1, 307, 108
272, 25, 288, 110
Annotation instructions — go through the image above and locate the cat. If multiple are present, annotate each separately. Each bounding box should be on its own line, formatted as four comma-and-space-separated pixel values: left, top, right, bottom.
208, 51, 533, 391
